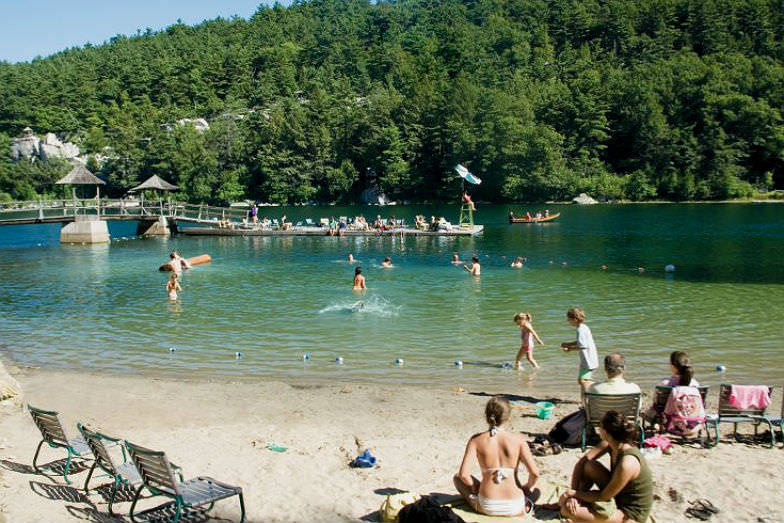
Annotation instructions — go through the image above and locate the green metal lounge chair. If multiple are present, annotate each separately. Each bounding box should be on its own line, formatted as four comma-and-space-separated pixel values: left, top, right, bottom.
582, 392, 644, 451
28, 405, 92, 484
644, 385, 710, 433
125, 440, 245, 523
751, 386, 783, 448
705, 384, 776, 447
77, 423, 144, 515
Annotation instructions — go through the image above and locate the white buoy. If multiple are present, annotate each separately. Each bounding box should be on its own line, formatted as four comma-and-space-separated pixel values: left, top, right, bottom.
454, 360, 463, 368
169, 347, 177, 353
665, 264, 676, 273
501, 361, 513, 369
235, 352, 243, 359
303, 353, 311, 361
394, 358, 404, 366
335, 356, 344, 364
716, 364, 726, 372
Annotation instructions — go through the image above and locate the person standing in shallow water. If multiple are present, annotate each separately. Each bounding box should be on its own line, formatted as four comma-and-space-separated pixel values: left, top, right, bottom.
353, 267, 366, 290
464, 256, 481, 276
561, 307, 599, 390
166, 273, 181, 301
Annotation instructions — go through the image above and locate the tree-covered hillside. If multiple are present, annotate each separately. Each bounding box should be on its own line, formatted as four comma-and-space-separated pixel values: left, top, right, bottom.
1, 0, 783, 204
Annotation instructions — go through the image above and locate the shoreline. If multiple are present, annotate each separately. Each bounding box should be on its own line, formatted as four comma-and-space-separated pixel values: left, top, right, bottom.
1, 363, 781, 522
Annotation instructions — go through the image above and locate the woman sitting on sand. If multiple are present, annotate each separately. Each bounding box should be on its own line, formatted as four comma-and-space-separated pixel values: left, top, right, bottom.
557, 411, 653, 523
454, 396, 539, 517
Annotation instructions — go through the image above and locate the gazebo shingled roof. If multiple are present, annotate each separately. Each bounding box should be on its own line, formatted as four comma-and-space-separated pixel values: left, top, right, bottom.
55, 162, 106, 185
128, 175, 179, 193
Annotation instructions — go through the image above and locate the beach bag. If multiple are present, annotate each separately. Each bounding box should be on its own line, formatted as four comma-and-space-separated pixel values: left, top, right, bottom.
663, 386, 705, 436
398, 496, 466, 523
548, 409, 586, 447
379, 492, 420, 522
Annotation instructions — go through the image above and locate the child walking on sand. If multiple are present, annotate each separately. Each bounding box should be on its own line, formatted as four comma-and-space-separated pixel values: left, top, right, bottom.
560, 307, 598, 389
513, 312, 543, 369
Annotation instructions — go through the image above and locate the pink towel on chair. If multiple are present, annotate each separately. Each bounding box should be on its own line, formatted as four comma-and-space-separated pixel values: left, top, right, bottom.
729, 385, 771, 410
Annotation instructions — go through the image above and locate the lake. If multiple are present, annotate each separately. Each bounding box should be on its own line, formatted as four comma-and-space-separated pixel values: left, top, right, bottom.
1, 203, 782, 391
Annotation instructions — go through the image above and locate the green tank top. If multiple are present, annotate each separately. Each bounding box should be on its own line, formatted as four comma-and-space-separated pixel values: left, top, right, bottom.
612, 446, 653, 523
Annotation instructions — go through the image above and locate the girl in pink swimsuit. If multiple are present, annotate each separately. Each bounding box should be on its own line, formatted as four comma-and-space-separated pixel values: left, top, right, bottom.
514, 312, 543, 369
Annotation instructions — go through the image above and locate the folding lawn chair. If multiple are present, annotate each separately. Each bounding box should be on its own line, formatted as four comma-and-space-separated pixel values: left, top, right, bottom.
582, 392, 644, 451
28, 405, 92, 484
751, 386, 783, 448
125, 440, 245, 523
705, 384, 776, 447
77, 424, 153, 515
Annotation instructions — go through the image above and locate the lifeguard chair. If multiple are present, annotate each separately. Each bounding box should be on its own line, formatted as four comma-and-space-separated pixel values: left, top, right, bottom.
458, 202, 474, 228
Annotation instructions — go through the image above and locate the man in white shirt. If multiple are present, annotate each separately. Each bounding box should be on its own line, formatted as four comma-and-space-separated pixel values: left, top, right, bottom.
588, 353, 641, 396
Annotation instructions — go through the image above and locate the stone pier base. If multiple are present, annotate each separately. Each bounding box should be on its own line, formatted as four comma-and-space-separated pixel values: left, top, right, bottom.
60, 216, 110, 244
137, 216, 170, 236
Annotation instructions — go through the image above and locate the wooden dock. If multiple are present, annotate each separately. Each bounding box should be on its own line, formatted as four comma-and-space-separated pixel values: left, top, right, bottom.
180, 225, 484, 237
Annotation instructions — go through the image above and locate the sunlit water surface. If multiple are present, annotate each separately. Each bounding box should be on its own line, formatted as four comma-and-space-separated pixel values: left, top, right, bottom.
1, 203, 782, 391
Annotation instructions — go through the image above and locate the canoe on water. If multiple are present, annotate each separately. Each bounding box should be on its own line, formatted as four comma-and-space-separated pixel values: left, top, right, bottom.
509, 212, 560, 223
159, 254, 211, 271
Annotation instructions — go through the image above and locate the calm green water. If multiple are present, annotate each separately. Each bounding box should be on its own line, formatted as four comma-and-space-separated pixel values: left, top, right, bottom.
1, 203, 782, 390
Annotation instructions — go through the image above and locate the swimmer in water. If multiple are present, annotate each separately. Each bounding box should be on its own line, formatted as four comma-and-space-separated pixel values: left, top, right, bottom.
347, 253, 355, 263
451, 252, 461, 264
381, 256, 393, 268
511, 256, 525, 268
166, 272, 181, 301
464, 256, 481, 276
600, 265, 609, 271
353, 266, 366, 290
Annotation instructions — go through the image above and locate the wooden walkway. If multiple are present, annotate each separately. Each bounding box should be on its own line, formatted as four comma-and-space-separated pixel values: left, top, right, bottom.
0, 199, 248, 227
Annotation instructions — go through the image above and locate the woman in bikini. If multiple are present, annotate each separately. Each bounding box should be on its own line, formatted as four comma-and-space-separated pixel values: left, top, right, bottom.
455, 396, 540, 517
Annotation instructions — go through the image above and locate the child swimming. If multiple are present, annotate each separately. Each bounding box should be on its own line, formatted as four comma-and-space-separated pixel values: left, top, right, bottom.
513, 312, 543, 369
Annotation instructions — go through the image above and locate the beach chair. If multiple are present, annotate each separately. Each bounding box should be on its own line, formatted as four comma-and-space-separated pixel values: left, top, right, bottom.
305, 218, 314, 226
705, 384, 776, 447
644, 385, 710, 433
28, 405, 92, 484
77, 423, 145, 515
751, 387, 784, 448
319, 218, 329, 227
125, 440, 245, 523
582, 393, 644, 451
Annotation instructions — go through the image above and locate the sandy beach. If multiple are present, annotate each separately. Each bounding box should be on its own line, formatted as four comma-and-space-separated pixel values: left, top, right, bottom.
0, 362, 781, 523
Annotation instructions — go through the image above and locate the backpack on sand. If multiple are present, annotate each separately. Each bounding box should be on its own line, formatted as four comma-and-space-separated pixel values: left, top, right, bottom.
398, 496, 466, 523
663, 386, 705, 436
547, 409, 586, 447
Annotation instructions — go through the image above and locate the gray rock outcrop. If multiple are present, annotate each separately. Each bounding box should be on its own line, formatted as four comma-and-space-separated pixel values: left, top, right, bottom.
11, 128, 80, 162
0, 360, 22, 403
176, 118, 210, 133
572, 193, 598, 205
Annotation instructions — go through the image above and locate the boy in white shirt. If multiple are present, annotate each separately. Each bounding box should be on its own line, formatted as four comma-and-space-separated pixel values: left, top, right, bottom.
561, 307, 599, 390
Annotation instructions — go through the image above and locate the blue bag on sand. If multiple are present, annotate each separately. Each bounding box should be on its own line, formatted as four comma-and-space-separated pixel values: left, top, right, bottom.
351, 449, 377, 468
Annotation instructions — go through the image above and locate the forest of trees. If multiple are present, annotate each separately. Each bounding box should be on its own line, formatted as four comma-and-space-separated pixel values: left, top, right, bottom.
1, 0, 783, 204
